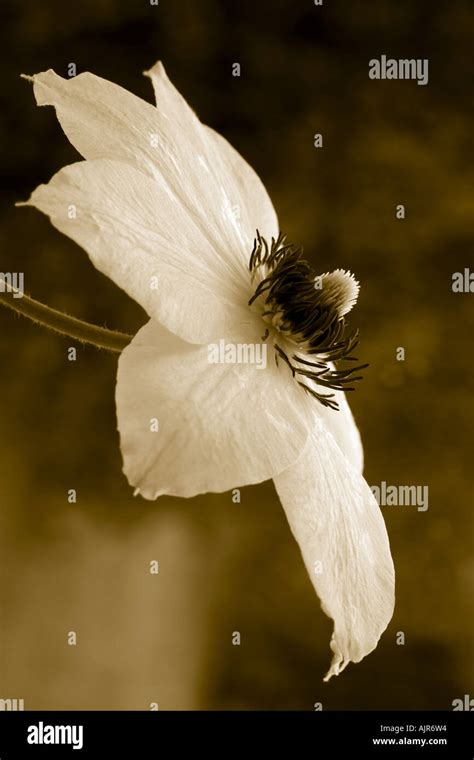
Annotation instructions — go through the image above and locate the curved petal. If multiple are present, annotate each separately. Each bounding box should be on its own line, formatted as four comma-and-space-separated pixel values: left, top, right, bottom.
144, 62, 279, 249
309, 381, 364, 473
20, 158, 254, 344
205, 126, 278, 243
116, 320, 311, 498
24, 63, 277, 285
273, 416, 394, 680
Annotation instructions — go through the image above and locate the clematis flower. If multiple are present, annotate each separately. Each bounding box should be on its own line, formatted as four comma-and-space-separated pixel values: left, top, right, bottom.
21, 61, 394, 680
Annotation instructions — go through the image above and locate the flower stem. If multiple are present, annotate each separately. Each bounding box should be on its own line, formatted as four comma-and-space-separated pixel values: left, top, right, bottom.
0, 279, 132, 353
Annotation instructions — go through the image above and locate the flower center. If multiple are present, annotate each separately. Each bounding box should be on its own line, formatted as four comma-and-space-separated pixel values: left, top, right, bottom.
248, 231, 368, 410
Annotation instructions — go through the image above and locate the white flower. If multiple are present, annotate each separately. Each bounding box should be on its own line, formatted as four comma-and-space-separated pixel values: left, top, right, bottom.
21, 61, 394, 680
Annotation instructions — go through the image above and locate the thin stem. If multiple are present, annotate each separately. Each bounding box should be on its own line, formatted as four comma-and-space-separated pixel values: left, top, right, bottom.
0, 279, 132, 352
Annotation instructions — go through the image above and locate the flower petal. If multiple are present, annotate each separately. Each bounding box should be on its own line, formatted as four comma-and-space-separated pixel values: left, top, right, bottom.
273, 416, 395, 680
310, 383, 364, 473
21, 158, 253, 344
144, 62, 278, 245
116, 319, 311, 498
25, 64, 277, 279
206, 126, 279, 242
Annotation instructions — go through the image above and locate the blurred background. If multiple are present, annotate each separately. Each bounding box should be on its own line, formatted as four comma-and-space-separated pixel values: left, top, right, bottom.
0, 0, 473, 709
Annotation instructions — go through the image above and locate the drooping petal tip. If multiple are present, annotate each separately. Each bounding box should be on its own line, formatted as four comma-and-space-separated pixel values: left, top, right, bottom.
273, 416, 395, 682
323, 640, 346, 682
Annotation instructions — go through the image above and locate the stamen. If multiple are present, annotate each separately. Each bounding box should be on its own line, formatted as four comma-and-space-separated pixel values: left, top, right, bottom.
248, 232, 368, 410
319, 269, 360, 317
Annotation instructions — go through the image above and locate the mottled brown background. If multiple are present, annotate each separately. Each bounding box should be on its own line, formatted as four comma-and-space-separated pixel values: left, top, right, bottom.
0, 0, 473, 709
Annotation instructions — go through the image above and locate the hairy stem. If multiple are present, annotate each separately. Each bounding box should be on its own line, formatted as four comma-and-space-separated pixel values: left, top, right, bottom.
0, 279, 132, 353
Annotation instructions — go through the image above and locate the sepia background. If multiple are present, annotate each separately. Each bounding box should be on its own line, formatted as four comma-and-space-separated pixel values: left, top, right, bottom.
0, 0, 473, 709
